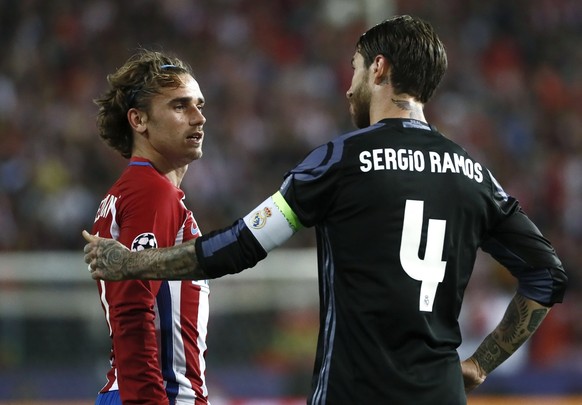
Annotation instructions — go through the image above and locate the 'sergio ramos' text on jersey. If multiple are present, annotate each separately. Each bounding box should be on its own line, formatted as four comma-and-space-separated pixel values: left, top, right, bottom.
91, 158, 209, 405
278, 119, 565, 405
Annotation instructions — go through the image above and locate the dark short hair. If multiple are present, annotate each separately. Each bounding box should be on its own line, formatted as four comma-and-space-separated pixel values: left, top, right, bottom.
94, 49, 193, 158
356, 15, 447, 103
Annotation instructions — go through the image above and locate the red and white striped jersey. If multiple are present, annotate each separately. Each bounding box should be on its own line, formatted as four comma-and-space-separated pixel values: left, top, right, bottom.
91, 157, 210, 405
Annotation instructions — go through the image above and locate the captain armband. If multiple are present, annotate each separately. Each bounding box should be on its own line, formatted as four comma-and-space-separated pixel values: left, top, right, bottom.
242, 191, 303, 252
195, 191, 303, 279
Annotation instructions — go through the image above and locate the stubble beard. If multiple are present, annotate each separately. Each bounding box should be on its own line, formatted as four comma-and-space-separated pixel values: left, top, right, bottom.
350, 81, 371, 129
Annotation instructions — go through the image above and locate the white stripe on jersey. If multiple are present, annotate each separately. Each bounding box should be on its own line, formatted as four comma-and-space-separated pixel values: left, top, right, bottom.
111, 369, 118, 391
170, 221, 192, 397
196, 289, 210, 398
100, 207, 121, 392
99, 279, 112, 337
164, 217, 209, 402
100, 204, 120, 338
167, 281, 193, 396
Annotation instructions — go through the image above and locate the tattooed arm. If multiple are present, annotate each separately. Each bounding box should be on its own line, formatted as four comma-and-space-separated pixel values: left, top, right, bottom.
83, 213, 270, 281
461, 293, 550, 392
83, 230, 208, 280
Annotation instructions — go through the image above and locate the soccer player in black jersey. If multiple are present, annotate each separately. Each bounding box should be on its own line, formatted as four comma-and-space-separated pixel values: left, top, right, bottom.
84, 15, 567, 404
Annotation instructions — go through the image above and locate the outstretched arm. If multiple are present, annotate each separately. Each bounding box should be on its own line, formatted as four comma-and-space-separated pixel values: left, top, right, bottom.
461, 293, 550, 392
84, 192, 303, 281
83, 230, 207, 280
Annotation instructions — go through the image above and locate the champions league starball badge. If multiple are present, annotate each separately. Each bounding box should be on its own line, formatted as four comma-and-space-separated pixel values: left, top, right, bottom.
131, 232, 158, 251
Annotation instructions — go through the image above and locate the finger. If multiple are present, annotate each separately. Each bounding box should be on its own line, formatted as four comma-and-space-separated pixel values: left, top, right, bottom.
84, 247, 96, 263
82, 229, 98, 243
84, 245, 94, 260
91, 269, 104, 280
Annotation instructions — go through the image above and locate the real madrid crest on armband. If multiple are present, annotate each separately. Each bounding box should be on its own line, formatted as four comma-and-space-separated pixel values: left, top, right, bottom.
249, 207, 272, 229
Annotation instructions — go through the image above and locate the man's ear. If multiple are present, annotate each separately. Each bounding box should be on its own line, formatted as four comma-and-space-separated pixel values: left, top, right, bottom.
127, 108, 147, 134
373, 55, 390, 85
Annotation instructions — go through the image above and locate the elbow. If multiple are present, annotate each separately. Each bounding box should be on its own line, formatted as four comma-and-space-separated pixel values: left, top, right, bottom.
548, 267, 568, 304
516, 267, 568, 307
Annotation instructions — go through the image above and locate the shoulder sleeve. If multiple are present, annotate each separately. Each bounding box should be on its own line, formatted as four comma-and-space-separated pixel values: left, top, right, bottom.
119, 181, 180, 249
481, 172, 568, 306
280, 140, 343, 227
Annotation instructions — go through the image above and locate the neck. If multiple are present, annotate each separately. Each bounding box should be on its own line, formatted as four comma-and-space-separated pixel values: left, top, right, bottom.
132, 154, 188, 187
370, 96, 426, 124
163, 166, 187, 187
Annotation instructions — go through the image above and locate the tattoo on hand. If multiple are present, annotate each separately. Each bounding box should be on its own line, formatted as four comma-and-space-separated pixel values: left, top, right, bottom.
102, 241, 128, 277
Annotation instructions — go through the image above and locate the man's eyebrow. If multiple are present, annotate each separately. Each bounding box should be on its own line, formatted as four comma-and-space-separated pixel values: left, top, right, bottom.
169, 96, 205, 104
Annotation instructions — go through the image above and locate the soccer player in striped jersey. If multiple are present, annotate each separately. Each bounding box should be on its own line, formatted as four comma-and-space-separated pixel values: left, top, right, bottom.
84, 16, 567, 404
90, 50, 210, 405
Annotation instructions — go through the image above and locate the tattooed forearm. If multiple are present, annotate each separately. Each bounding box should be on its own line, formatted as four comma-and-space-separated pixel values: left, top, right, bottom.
126, 240, 210, 280
391, 98, 425, 120
495, 296, 529, 351
472, 334, 511, 375
91, 237, 209, 281
528, 308, 548, 333
470, 293, 550, 376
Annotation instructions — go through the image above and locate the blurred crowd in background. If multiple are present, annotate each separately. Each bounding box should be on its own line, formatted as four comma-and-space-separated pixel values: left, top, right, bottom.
0, 0, 581, 398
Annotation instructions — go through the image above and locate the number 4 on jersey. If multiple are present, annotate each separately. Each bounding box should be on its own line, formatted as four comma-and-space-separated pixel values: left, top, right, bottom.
399, 200, 447, 312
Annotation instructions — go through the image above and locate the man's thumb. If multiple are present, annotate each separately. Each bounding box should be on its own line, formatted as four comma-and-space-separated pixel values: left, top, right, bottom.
82, 229, 98, 242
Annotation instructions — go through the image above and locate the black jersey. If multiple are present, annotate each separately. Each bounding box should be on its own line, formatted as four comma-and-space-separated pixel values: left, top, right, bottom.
276, 118, 566, 405
197, 118, 566, 404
